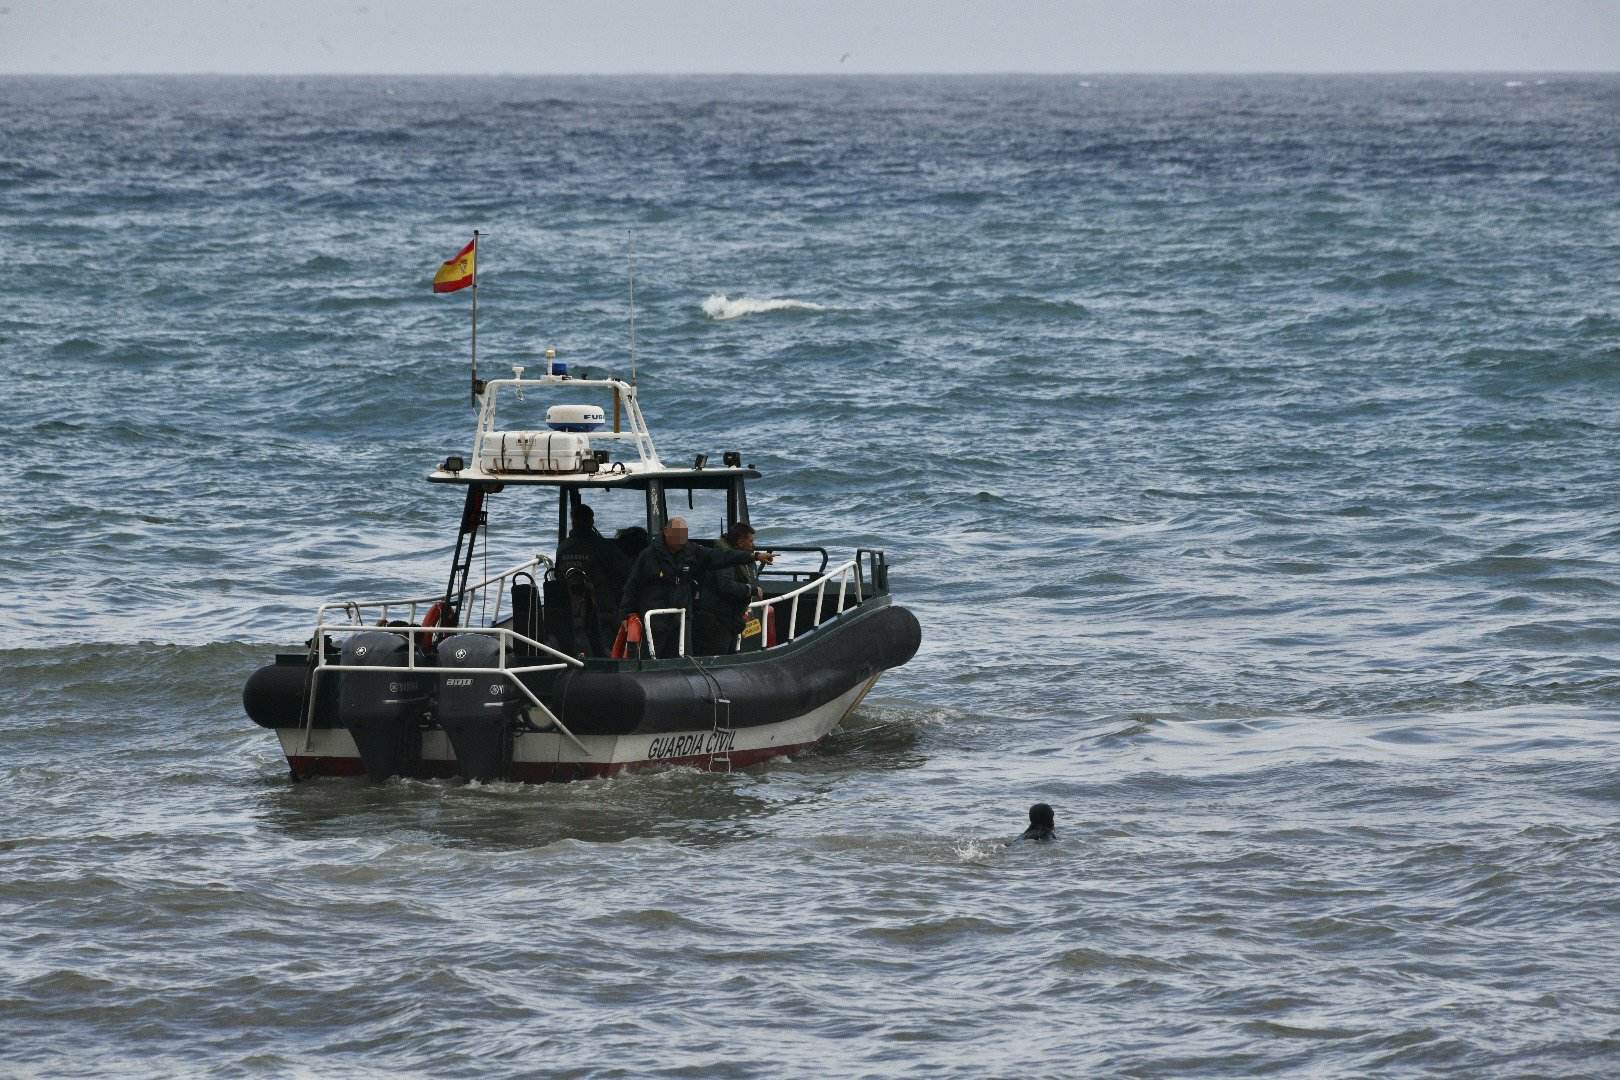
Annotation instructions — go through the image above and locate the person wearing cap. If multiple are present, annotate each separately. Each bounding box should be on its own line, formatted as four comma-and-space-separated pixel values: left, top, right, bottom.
620, 516, 774, 659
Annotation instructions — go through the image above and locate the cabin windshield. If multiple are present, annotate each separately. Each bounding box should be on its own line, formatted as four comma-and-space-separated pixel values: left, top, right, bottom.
551, 476, 749, 555
667, 484, 729, 538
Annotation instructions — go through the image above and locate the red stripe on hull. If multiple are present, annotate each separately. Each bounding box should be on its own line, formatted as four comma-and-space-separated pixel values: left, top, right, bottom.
285, 740, 820, 783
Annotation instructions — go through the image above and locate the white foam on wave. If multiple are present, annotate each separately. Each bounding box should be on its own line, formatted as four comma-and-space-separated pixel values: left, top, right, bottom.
702, 293, 827, 321
953, 837, 1002, 864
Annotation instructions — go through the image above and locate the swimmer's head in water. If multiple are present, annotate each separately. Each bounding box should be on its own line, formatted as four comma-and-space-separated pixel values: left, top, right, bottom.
1020, 802, 1056, 841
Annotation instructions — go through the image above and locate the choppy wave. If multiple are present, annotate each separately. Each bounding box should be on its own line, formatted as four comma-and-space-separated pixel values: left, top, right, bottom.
4, 73, 1620, 1078
701, 293, 828, 320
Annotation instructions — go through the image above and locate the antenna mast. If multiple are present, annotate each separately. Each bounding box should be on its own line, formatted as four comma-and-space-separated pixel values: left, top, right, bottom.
628, 230, 637, 386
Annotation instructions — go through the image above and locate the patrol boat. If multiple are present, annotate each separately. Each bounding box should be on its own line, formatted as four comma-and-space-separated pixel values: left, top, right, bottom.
242, 358, 921, 782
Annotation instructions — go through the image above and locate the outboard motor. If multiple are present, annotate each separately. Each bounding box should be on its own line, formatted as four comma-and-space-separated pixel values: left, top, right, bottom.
337, 631, 429, 781
436, 633, 520, 781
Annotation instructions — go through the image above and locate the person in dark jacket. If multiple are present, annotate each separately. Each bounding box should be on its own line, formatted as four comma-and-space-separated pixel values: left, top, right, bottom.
1019, 803, 1056, 841
694, 521, 764, 655
620, 516, 774, 658
554, 504, 632, 654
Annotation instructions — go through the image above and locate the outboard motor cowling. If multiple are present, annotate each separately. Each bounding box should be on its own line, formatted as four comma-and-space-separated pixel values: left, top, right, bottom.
337, 631, 428, 781
436, 633, 519, 782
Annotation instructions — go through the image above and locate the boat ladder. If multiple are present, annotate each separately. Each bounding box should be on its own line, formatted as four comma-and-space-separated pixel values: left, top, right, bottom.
687, 656, 734, 773
710, 695, 734, 773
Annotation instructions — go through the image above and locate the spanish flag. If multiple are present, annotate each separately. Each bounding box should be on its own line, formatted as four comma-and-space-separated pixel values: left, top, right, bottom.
432, 237, 476, 293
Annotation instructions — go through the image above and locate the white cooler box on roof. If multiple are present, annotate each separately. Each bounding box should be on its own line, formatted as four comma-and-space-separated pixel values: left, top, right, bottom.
478, 431, 595, 474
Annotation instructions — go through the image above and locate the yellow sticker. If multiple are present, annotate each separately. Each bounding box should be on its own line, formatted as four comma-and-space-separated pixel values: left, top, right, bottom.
742, 618, 762, 638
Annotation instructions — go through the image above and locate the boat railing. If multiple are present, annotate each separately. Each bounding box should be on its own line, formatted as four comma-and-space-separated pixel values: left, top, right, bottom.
301, 621, 590, 756
755, 545, 829, 586
311, 554, 553, 641
743, 558, 865, 651
642, 607, 688, 659
474, 372, 662, 472
638, 558, 865, 659
855, 548, 889, 594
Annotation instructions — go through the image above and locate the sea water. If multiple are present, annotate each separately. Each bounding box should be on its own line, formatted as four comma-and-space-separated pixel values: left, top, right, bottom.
2, 74, 1620, 1077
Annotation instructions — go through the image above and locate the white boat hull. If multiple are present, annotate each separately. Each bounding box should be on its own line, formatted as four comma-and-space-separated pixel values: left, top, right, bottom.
277, 674, 880, 781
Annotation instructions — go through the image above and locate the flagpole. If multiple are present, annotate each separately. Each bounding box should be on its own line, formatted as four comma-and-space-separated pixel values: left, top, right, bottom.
470, 229, 480, 407
628, 229, 637, 387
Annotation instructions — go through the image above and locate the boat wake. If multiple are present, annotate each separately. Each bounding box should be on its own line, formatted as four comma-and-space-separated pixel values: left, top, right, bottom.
701, 293, 827, 320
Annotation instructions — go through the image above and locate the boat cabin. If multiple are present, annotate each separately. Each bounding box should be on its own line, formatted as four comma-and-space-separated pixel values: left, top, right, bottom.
418, 367, 880, 660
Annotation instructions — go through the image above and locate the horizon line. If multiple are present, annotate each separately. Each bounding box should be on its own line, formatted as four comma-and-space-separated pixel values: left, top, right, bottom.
2, 68, 1618, 79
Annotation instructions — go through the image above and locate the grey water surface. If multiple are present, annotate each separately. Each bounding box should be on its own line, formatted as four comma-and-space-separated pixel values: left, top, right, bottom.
3, 74, 1620, 1077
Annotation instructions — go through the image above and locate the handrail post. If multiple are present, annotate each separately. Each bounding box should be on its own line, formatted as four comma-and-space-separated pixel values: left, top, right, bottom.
504, 671, 591, 756
301, 620, 327, 753
641, 607, 688, 658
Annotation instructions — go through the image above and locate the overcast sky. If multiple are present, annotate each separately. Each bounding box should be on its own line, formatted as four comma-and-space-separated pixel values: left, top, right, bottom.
1, 0, 1616, 75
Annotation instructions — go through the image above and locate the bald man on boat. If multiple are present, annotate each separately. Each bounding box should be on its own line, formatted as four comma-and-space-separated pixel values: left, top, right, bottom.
620, 516, 775, 659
